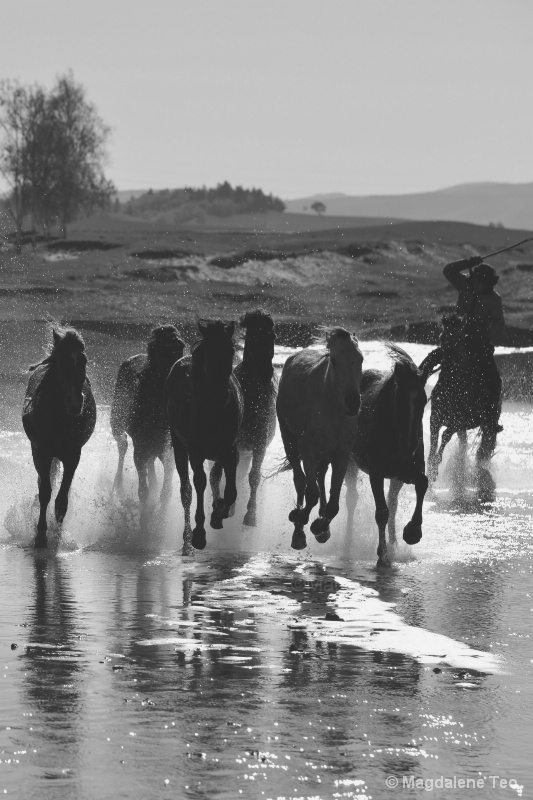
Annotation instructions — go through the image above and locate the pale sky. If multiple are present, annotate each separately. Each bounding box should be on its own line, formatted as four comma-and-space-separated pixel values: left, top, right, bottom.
2, 0, 533, 198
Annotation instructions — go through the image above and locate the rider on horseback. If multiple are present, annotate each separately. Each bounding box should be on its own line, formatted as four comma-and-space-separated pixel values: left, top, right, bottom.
442, 255, 505, 431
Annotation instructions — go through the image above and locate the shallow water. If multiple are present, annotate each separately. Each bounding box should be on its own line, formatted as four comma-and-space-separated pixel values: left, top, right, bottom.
0, 342, 531, 799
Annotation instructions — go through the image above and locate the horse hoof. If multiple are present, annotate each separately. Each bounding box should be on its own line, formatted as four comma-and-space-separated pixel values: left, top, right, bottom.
34, 534, 48, 549
242, 511, 257, 527
403, 521, 422, 545
288, 508, 301, 524
228, 504, 236, 518
291, 529, 307, 550
210, 513, 224, 530
310, 517, 329, 535
191, 529, 207, 550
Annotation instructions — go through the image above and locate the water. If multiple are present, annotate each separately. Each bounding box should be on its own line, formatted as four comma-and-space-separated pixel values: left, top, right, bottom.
0, 342, 531, 799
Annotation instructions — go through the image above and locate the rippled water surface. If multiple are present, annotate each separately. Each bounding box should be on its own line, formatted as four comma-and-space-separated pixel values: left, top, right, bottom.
0, 343, 531, 799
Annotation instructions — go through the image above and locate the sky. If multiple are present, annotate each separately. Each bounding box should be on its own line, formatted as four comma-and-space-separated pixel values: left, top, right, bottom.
2, 0, 533, 199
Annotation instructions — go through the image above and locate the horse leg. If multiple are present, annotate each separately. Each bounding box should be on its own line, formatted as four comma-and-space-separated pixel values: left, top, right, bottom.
209, 460, 223, 520
476, 426, 497, 466
427, 414, 440, 483
298, 452, 320, 527
113, 434, 128, 490
33, 448, 53, 547
310, 455, 350, 542
317, 461, 329, 517
243, 445, 266, 527
212, 447, 239, 529
436, 427, 455, 470
344, 457, 359, 534
387, 478, 403, 546
133, 445, 149, 504
147, 456, 158, 496
159, 446, 174, 505
279, 415, 307, 524
170, 434, 193, 548
189, 452, 208, 549
55, 450, 81, 526
369, 473, 390, 565
403, 471, 428, 545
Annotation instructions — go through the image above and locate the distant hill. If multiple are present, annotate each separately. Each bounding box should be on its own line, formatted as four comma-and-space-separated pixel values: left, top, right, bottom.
285, 182, 533, 229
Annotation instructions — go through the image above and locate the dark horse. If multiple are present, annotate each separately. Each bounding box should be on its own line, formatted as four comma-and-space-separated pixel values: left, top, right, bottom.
210, 310, 277, 526
110, 325, 185, 503
164, 320, 243, 550
277, 328, 363, 548
22, 325, 97, 547
344, 345, 430, 565
419, 314, 502, 482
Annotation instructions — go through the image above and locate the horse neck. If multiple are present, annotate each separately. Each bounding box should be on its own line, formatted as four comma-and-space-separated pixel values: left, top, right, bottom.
192, 351, 232, 408
241, 338, 274, 383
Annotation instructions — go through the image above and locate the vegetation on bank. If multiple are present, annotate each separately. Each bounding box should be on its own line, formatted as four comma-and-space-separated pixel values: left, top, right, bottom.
116, 182, 286, 225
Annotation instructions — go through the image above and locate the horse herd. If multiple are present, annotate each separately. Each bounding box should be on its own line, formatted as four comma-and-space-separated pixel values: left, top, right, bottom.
20, 310, 496, 565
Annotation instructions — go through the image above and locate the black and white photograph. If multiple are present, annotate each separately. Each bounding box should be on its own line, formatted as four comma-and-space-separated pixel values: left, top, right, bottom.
1, 2, 532, 798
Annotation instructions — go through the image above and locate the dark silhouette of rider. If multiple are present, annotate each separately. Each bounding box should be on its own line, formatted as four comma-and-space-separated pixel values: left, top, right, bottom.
442, 255, 504, 430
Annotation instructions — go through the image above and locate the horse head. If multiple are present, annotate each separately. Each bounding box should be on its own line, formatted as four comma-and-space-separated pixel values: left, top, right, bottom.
194, 319, 236, 403
324, 327, 363, 416
147, 324, 185, 380
387, 345, 427, 462
50, 326, 88, 417
240, 309, 276, 380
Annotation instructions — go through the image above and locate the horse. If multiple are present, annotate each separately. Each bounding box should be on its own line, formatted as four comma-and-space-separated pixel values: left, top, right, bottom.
276, 327, 363, 548
164, 320, 243, 551
22, 325, 97, 547
210, 310, 277, 527
344, 344, 430, 566
110, 325, 185, 504
420, 314, 502, 482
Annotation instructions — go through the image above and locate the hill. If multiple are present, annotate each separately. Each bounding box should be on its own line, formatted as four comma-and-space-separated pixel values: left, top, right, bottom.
285, 182, 533, 229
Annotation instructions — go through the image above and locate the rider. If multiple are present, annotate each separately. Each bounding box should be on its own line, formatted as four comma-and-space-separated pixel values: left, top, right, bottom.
442, 255, 505, 429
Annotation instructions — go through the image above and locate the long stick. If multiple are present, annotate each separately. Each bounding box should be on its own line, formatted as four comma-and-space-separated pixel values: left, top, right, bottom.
483, 237, 533, 260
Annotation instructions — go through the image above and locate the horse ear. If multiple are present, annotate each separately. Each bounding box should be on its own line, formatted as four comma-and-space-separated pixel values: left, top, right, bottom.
53, 328, 61, 345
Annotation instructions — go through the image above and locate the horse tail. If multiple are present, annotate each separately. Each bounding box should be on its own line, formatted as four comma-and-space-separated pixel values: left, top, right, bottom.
265, 457, 293, 480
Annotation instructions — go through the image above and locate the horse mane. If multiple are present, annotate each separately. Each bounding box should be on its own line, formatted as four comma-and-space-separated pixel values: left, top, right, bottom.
29, 324, 85, 371
239, 309, 275, 330
311, 327, 358, 353
146, 324, 185, 367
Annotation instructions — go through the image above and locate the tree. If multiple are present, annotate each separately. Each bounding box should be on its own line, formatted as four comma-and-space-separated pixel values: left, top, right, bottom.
0, 80, 44, 250
46, 73, 115, 237
0, 73, 115, 243
311, 201, 326, 216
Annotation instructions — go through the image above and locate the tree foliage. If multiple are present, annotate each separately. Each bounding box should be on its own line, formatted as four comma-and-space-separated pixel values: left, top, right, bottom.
0, 73, 114, 245
121, 181, 286, 222
310, 201, 326, 215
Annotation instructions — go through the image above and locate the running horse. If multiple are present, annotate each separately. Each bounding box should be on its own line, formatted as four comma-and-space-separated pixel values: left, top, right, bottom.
344, 344, 430, 565
164, 320, 243, 550
111, 325, 185, 503
210, 310, 277, 526
22, 325, 97, 547
420, 314, 502, 482
276, 327, 363, 548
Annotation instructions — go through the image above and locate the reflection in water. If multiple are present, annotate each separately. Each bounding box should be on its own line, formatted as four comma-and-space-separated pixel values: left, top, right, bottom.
21, 555, 84, 784
0, 342, 531, 797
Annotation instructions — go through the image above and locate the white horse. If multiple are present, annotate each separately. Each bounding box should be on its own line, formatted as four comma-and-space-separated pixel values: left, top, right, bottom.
276, 328, 363, 547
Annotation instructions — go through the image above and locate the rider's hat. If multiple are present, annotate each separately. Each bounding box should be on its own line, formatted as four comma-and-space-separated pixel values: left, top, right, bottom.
472, 263, 499, 287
